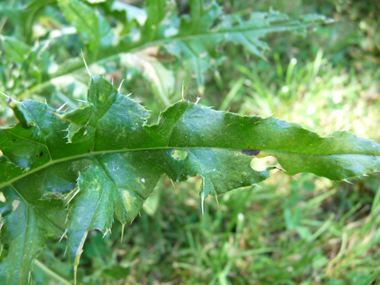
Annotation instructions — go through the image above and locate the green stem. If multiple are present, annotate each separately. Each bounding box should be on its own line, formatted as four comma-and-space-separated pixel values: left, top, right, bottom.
0, 0, 16, 34
18, 21, 313, 99
34, 259, 72, 285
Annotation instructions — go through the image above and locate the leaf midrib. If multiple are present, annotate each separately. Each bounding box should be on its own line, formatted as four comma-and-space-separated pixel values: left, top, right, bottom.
1, 147, 377, 190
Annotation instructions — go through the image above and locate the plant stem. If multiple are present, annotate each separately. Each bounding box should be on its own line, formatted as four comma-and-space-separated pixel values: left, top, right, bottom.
0, 0, 16, 34
18, 21, 314, 99
34, 259, 72, 285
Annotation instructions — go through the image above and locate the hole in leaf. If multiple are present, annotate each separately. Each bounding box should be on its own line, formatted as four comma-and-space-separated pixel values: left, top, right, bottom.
250, 156, 278, 171
12, 199, 20, 212
171, 150, 188, 160
0, 192, 6, 203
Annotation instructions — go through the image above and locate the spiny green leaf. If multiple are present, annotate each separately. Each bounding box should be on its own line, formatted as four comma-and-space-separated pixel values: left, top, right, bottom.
166, 4, 332, 87
1, 75, 379, 283
17, 1, 332, 99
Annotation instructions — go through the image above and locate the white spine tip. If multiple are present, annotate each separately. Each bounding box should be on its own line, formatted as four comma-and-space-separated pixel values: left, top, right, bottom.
57, 102, 68, 111
59, 229, 68, 243
81, 50, 92, 76
118, 79, 125, 92
102, 229, 109, 239
343, 179, 353, 184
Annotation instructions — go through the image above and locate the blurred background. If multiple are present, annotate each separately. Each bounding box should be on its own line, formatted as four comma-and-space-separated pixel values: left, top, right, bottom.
1, 0, 380, 284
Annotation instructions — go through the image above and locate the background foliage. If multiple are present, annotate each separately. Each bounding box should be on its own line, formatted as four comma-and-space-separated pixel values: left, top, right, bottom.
1, 0, 380, 284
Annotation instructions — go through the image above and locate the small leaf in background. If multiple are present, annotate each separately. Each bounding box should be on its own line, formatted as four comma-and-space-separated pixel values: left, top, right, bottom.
0, 36, 32, 62
98, 12, 115, 48
58, 0, 99, 50
141, 0, 167, 41
166, 3, 332, 89
120, 51, 174, 106
111, 1, 147, 25
58, 0, 114, 55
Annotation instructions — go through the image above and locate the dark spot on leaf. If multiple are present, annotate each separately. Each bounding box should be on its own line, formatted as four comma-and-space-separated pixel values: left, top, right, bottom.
11, 139, 15, 143
21, 122, 31, 129
6, 173, 10, 177
39, 151, 43, 157
241, 149, 260, 156
87, 150, 90, 154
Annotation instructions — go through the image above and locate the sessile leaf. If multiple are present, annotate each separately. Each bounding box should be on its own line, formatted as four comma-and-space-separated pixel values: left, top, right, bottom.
0, 76, 379, 284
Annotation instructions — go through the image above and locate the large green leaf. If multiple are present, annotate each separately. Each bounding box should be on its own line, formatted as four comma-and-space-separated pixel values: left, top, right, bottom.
1, 76, 379, 284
